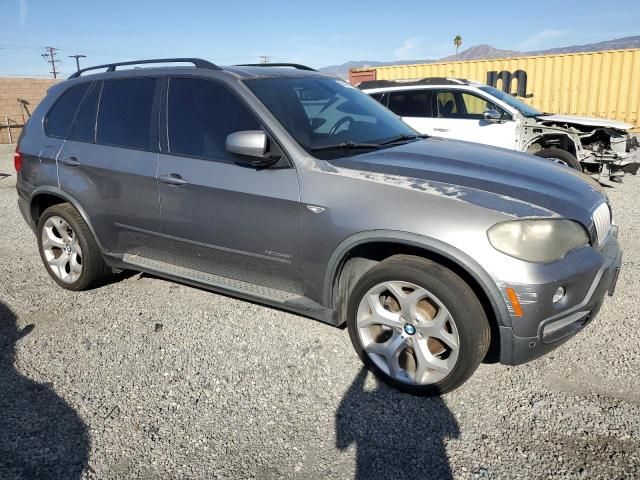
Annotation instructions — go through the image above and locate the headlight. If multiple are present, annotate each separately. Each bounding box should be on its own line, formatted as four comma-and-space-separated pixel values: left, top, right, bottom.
487, 219, 589, 262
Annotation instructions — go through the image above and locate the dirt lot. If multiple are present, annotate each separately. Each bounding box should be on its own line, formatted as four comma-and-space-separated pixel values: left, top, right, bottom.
1, 143, 639, 479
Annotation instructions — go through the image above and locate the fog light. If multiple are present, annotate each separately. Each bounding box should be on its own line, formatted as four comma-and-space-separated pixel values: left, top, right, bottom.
553, 286, 566, 303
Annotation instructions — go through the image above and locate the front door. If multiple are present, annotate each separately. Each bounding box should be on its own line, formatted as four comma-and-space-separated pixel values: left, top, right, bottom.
429, 89, 517, 149
157, 77, 303, 294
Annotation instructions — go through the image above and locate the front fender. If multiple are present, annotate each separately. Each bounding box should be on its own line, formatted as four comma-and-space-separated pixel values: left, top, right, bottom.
521, 123, 583, 156
322, 229, 512, 328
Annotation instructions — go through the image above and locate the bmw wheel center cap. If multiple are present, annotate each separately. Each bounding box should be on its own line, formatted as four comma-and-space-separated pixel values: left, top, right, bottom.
404, 324, 416, 335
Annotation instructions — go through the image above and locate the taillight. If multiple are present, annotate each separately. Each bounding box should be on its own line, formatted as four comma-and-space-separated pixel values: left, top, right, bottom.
14, 145, 23, 172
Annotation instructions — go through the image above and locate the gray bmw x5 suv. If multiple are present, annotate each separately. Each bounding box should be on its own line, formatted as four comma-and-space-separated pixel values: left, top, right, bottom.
15, 58, 621, 395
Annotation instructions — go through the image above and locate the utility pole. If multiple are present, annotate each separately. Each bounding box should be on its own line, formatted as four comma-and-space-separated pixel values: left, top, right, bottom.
41, 47, 60, 78
68, 54, 86, 72
259, 55, 271, 64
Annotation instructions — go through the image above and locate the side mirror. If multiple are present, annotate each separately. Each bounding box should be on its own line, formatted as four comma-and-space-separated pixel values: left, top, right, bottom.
225, 130, 272, 166
482, 109, 502, 122
226, 130, 267, 157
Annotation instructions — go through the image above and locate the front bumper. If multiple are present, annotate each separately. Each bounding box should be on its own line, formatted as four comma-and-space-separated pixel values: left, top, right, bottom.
620, 149, 640, 174
581, 147, 640, 184
498, 229, 622, 366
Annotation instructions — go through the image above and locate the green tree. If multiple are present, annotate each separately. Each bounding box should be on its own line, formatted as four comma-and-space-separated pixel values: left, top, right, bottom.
453, 35, 462, 61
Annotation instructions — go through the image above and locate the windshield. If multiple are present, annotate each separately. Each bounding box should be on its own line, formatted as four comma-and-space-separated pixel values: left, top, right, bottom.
478, 85, 544, 117
244, 76, 418, 158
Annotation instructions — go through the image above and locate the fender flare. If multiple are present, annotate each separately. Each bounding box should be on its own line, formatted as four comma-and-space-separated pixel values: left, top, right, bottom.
322, 230, 511, 327
29, 186, 108, 253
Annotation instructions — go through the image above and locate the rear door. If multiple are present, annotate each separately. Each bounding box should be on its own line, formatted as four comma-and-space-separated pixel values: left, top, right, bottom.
430, 89, 517, 149
157, 76, 303, 293
58, 77, 162, 255
39, 82, 92, 193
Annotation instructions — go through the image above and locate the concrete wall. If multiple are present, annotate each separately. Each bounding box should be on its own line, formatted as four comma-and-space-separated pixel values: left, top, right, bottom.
0, 77, 59, 144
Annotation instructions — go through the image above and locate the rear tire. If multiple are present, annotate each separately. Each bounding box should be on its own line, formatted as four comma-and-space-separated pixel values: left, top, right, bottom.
535, 148, 582, 170
346, 255, 490, 396
37, 203, 111, 291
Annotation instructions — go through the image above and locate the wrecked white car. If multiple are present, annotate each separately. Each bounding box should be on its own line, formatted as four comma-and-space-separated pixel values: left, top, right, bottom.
532, 113, 639, 182
361, 78, 639, 184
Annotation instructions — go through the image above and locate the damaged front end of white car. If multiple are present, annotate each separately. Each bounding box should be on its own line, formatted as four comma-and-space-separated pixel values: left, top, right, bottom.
534, 114, 639, 185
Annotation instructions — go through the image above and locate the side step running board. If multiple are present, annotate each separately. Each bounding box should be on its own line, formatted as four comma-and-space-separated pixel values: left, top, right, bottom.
121, 254, 337, 325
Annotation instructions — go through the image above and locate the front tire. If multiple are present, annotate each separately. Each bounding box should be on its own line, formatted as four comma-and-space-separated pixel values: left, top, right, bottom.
37, 203, 111, 291
535, 148, 582, 170
346, 255, 490, 396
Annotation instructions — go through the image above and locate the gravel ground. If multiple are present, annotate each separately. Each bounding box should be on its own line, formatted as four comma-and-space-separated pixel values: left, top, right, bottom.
0, 143, 639, 480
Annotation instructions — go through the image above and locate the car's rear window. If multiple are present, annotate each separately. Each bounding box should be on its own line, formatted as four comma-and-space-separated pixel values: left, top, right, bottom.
45, 83, 90, 138
96, 78, 157, 150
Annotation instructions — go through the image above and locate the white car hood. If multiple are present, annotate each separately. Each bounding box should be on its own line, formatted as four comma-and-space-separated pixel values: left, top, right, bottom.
538, 113, 635, 131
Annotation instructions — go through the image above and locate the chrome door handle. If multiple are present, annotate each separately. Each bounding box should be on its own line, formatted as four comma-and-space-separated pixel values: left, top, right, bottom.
62, 157, 80, 166
159, 173, 187, 186
433, 128, 449, 132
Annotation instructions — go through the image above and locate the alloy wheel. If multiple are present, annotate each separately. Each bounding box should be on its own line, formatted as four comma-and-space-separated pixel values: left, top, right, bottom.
356, 280, 460, 385
41, 215, 83, 283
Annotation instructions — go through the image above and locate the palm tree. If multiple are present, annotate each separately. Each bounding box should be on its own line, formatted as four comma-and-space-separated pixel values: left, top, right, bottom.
453, 35, 462, 61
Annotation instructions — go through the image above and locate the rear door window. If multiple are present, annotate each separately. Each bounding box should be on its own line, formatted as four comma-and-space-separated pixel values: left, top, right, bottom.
45, 83, 91, 138
166, 77, 261, 162
97, 78, 157, 150
387, 90, 434, 117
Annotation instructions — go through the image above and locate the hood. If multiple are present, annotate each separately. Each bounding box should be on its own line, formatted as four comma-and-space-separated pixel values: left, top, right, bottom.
330, 138, 606, 227
537, 113, 635, 130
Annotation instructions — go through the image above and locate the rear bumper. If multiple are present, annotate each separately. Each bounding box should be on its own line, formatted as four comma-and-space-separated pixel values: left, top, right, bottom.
17, 178, 36, 234
498, 230, 622, 366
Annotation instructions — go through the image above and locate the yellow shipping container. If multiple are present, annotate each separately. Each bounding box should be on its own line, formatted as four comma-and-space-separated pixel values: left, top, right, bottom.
351, 49, 640, 129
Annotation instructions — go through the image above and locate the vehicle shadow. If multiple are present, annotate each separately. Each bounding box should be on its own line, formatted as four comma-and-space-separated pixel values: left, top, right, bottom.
99, 267, 138, 287
336, 368, 459, 480
0, 302, 90, 479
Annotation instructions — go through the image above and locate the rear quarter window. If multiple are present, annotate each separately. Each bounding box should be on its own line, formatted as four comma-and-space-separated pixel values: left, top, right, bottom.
44, 83, 91, 138
71, 83, 101, 143
369, 92, 387, 106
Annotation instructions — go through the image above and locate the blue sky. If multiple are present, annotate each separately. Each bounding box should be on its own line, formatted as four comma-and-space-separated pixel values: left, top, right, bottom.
1, 0, 639, 76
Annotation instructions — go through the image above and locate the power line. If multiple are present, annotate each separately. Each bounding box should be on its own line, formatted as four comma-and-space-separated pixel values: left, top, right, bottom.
1, 45, 280, 63
0, 73, 56, 78
41, 46, 60, 78
259, 55, 271, 64
0, 43, 48, 50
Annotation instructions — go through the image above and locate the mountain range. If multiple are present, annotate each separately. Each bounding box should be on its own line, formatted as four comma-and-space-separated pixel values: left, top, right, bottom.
318, 35, 640, 79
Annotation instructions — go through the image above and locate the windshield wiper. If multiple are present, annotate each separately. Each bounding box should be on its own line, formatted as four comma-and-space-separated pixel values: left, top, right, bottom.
379, 133, 429, 145
310, 141, 383, 152
310, 135, 428, 152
